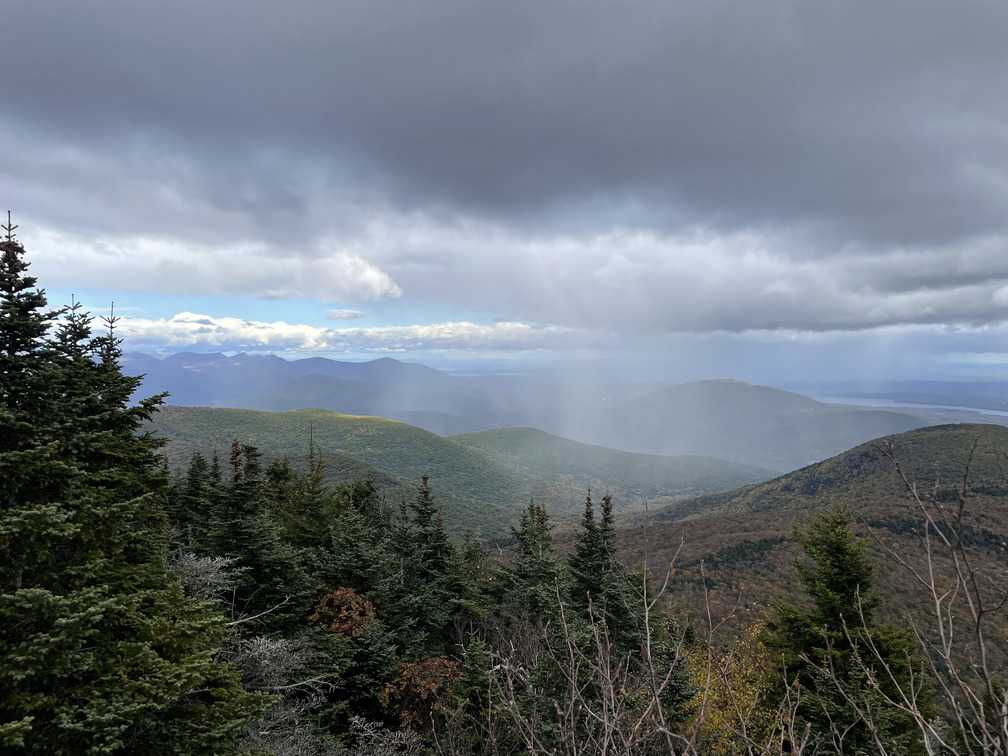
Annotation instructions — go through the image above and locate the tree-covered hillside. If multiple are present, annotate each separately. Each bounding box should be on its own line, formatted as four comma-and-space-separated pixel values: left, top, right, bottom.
129, 354, 958, 472
450, 426, 771, 510
150, 406, 777, 535
606, 423, 1008, 691
641, 422, 1008, 522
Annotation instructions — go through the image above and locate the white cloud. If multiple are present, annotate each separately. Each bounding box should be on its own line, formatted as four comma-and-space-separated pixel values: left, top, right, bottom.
117, 312, 584, 354
22, 209, 1008, 339
326, 309, 367, 320
991, 283, 1008, 308
362, 217, 1008, 334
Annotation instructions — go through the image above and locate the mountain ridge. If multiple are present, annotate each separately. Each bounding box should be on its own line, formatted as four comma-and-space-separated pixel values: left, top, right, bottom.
125, 351, 982, 471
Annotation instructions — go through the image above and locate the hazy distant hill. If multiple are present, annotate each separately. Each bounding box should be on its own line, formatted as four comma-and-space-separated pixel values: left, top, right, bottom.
578, 379, 925, 470
150, 406, 776, 536
123, 352, 456, 408
234, 373, 491, 433
130, 353, 963, 471
449, 427, 772, 513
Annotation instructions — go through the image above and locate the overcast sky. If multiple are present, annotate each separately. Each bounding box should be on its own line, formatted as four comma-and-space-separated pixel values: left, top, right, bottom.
3, 0, 1007, 385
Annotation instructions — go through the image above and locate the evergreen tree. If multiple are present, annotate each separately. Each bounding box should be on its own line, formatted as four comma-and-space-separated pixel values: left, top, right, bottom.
397, 474, 462, 655
306, 477, 404, 733
0, 213, 56, 440
506, 498, 563, 621
321, 478, 397, 602
568, 492, 638, 650
455, 528, 497, 632
207, 440, 310, 634
0, 220, 266, 752
762, 505, 935, 755
171, 451, 212, 548
262, 433, 334, 552
568, 490, 605, 612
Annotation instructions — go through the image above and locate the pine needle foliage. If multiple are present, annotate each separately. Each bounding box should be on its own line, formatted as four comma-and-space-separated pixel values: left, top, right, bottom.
0, 219, 267, 753
762, 505, 935, 755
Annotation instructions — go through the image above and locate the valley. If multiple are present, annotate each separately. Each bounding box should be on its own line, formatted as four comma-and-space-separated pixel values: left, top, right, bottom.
147, 353, 1008, 654
130, 351, 1008, 471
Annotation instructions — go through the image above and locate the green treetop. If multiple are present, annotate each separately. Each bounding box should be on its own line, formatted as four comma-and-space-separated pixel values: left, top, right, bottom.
0, 219, 267, 753
762, 505, 934, 755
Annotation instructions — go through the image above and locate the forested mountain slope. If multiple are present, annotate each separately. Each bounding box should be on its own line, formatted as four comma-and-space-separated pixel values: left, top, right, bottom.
151, 406, 777, 536
641, 422, 1008, 523
608, 423, 1008, 661
450, 426, 771, 512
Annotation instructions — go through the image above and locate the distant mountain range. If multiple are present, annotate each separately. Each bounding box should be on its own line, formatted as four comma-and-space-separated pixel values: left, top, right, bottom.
126, 352, 1008, 471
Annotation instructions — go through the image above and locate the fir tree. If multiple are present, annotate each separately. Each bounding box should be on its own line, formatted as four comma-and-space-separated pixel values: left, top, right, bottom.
455, 528, 497, 631
568, 490, 605, 612
207, 441, 310, 634
397, 474, 462, 655
171, 451, 212, 546
568, 492, 638, 650
263, 433, 331, 550
0, 219, 266, 752
762, 505, 935, 755
506, 498, 563, 621
0, 213, 56, 434
321, 478, 397, 601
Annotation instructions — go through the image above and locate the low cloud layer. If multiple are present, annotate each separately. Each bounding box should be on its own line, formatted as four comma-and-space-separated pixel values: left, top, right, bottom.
118, 312, 582, 355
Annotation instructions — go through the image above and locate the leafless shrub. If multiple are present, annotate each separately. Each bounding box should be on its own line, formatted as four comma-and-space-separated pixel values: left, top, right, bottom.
236, 693, 338, 756
221, 634, 339, 755
218, 635, 329, 694
333, 716, 424, 756
166, 549, 247, 601
864, 440, 1008, 755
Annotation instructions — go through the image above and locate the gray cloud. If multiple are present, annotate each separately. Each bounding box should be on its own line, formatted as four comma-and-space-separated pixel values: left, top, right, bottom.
6, 1, 1005, 237
2, 0, 1007, 347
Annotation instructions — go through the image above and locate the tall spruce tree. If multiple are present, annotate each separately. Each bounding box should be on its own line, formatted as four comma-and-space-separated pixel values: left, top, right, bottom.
762, 506, 934, 755
506, 498, 563, 621
171, 451, 213, 549
207, 441, 310, 634
398, 474, 462, 655
568, 492, 637, 650
0, 219, 266, 753
568, 490, 605, 612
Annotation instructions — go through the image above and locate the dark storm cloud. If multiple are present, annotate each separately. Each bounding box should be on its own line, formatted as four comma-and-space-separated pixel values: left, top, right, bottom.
5, 0, 1005, 241
2, 0, 1007, 341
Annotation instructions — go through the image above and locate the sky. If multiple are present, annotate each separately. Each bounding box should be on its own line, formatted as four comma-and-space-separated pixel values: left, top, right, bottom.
2, 0, 1007, 386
